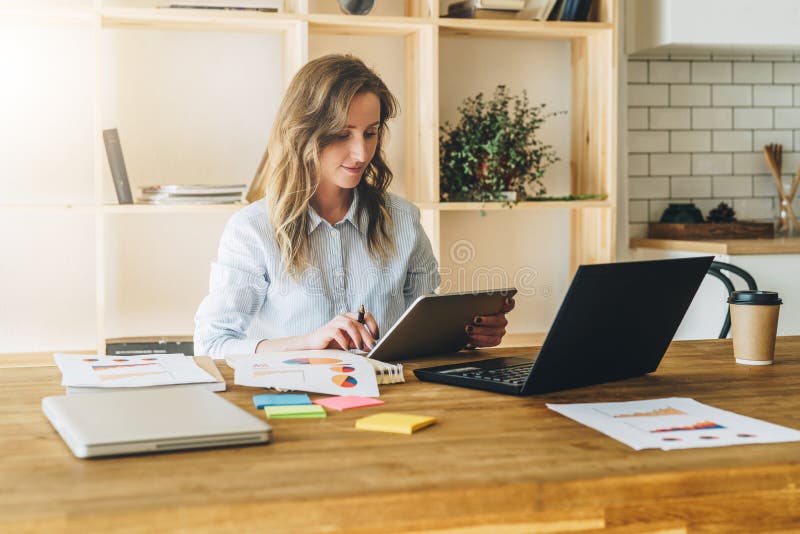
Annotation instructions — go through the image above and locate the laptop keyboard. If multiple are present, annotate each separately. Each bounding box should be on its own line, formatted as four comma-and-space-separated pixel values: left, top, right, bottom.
451, 362, 534, 387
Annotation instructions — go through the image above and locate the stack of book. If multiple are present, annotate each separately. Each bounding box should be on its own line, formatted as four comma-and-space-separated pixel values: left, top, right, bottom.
136, 184, 246, 205
442, 0, 594, 21
443, 0, 525, 19
517, 0, 594, 21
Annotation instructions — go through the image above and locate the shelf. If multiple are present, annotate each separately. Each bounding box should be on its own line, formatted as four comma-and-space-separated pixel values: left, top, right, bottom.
0, 204, 246, 214
307, 14, 429, 36
2, 1, 618, 354
630, 237, 800, 255
0, 204, 97, 214
416, 200, 613, 211
5, 5, 613, 38
437, 18, 614, 40
101, 7, 298, 33
103, 204, 245, 214
0, 6, 95, 22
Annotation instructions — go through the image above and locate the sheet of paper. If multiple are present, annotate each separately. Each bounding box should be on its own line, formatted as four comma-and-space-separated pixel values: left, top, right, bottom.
54, 353, 216, 388
547, 397, 800, 451
314, 396, 385, 411
229, 350, 380, 398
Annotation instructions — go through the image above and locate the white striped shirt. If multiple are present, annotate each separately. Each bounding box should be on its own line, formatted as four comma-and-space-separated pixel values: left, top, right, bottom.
194, 190, 440, 358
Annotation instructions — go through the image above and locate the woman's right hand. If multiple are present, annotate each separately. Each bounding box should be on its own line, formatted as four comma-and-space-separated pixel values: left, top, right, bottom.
304, 313, 378, 351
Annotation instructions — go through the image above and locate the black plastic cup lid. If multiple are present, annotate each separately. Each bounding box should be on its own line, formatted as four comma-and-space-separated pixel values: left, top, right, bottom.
728, 290, 782, 305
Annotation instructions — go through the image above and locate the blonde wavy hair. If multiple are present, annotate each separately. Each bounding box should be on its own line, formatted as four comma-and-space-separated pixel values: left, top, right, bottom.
246, 54, 399, 278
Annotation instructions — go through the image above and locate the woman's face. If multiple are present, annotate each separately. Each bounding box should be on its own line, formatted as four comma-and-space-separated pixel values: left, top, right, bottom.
318, 91, 381, 192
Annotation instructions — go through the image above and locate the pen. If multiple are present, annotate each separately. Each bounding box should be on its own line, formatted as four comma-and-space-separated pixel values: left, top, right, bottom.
357, 304, 377, 343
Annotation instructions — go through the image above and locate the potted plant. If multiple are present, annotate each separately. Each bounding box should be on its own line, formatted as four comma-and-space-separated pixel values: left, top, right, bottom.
439, 85, 563, 204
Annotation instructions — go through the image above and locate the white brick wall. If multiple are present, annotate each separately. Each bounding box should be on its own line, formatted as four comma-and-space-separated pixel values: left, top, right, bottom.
627, 56, 800, 226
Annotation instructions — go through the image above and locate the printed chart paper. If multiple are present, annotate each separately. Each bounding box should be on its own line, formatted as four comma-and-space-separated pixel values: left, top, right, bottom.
228, 350, 380, 397
54, 353, 216, 388
547, 397, 800, 451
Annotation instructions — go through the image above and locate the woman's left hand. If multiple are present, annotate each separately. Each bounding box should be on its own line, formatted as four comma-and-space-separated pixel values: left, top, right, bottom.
465, 296, 515, 349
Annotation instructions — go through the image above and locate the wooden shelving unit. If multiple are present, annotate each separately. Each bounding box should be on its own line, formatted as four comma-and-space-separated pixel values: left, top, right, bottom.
1, 0, 617, 354
630, 237, 800, 255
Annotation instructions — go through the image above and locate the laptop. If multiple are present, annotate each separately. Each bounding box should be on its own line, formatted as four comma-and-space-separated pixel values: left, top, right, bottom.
42, 387, 271, 458
414, 256, 714, 395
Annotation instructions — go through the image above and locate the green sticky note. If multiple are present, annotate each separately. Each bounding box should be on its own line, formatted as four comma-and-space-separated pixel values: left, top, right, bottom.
264, 404, 327, 419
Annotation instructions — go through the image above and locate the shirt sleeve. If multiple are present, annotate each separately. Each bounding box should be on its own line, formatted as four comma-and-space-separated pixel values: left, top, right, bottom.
402, 206, 441, 308
194, 210, 270, 359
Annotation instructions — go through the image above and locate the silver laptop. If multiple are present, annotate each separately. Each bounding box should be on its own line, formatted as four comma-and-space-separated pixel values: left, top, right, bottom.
42, 387, 271, 458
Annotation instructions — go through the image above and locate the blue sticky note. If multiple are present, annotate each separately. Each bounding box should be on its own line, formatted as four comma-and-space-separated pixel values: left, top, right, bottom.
253, 393, 312, 409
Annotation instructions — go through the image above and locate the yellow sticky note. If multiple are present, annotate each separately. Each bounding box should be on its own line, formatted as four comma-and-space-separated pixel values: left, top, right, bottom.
355, 413, 436, 435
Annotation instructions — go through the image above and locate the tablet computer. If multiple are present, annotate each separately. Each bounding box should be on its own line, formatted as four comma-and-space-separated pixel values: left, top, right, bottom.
368, 288, 517, 362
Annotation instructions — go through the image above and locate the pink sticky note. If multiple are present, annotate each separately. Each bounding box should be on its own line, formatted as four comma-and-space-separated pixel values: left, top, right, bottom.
313, 396, 385, 411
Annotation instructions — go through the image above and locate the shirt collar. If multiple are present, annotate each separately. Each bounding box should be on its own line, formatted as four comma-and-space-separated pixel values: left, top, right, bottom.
307, 188, 366, 235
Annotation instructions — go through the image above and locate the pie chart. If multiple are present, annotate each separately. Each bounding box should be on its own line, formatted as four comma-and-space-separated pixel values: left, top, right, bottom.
283, 357, 342, 365
332, 375, 358, 388
330, 365, 355, 373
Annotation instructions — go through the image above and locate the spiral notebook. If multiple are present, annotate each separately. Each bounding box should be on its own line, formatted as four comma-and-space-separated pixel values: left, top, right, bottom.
226, 351, 404, 397
370, 358, 405, 385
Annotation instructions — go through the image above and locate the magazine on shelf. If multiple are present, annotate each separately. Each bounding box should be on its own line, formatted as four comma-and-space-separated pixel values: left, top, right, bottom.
516, 0, 560, 20
136, 195, 244, 205
159, 0, 281, 11
139, 184, 247, 195
136, 184, 246, 205
441, 0, 525, 16
102, 129, 133, 205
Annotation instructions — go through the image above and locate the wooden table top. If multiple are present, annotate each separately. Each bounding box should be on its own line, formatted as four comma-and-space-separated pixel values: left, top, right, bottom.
2, 338, 800, 533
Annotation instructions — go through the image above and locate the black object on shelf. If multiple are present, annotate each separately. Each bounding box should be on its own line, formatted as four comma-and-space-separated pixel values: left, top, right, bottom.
560, 0, 592, 21
338, 0, 374, 15
659, 203, 705, 223
106, 337, 194, 356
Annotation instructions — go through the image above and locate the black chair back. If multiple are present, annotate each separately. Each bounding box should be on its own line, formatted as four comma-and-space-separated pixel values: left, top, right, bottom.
707, 261, 758, 339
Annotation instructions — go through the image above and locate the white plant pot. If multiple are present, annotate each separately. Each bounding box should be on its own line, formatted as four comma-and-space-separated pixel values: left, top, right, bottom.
493, 191, 518, 202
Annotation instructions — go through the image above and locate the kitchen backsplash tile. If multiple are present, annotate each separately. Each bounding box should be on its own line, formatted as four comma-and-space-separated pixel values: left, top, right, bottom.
651, 154, 691, 175
712, 85, 751, 106
650, 61, 690, 83
671, 176, 711, 198
753, 85, 792, 106
733, 108, 773, 129
628, 56, 800, 229
692, 107, 733, 129
691, 62, 732, 83
713, 130, 752, 152
732, 62, 772, 83
774, 63, 800, 83
671, 131, 711, 152
670, 84, 710, 106
650, 108, 691, 130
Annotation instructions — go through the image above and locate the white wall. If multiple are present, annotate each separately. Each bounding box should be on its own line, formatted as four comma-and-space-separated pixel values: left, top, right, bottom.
0, 16, 94, 205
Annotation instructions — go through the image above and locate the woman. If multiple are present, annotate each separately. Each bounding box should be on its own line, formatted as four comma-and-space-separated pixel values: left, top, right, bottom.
194, 54, 513, 358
